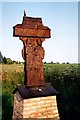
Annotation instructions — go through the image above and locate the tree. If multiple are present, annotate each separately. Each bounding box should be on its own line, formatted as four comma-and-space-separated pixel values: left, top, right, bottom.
12, 60, 18, 64
44, 62, 47, 64
7, 58, 13, 64
66, 62, 70, 64
0, 51, 3, 63
56, 62, 59, 64
3, 57, 7, 64
51, 61, 53, 64
62, 62, 65, 64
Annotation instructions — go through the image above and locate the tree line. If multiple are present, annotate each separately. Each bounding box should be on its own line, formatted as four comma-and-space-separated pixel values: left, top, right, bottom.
0, 51, 70, 64
0, 51, 24, 64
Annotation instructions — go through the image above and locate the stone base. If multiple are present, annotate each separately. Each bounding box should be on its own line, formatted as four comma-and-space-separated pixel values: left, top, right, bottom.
12, 92, 60, 119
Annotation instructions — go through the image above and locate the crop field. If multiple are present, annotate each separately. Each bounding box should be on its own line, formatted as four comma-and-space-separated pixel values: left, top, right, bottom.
0, 63, 80, 120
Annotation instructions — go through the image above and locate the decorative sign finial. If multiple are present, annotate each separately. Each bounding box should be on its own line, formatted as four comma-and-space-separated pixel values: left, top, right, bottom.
24, 10, 26, 17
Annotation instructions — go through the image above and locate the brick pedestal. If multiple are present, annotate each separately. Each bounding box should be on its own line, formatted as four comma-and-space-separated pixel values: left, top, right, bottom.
12, 92, 60, 119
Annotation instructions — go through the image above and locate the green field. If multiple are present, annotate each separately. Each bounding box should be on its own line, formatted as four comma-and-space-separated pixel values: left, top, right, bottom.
1, 64, 80, 120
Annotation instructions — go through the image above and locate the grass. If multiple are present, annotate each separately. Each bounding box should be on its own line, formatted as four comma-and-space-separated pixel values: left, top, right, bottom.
1, 63, 80, 120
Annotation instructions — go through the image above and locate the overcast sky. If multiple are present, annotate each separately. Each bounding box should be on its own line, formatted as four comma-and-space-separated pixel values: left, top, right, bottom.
0, 1, 78, 63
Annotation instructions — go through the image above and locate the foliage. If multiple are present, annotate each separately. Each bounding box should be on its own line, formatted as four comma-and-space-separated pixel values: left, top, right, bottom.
0, 51, 3, 63
3, 57, 7, 64
1, 64, 80, 120
44, 64, 80, 120
6, 58, 13, 64
1, 54, 24, 64
1, 64, 24, 120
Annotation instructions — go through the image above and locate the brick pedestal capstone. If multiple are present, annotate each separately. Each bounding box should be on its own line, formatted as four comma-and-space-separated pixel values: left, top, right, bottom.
12, 92, 59, 119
